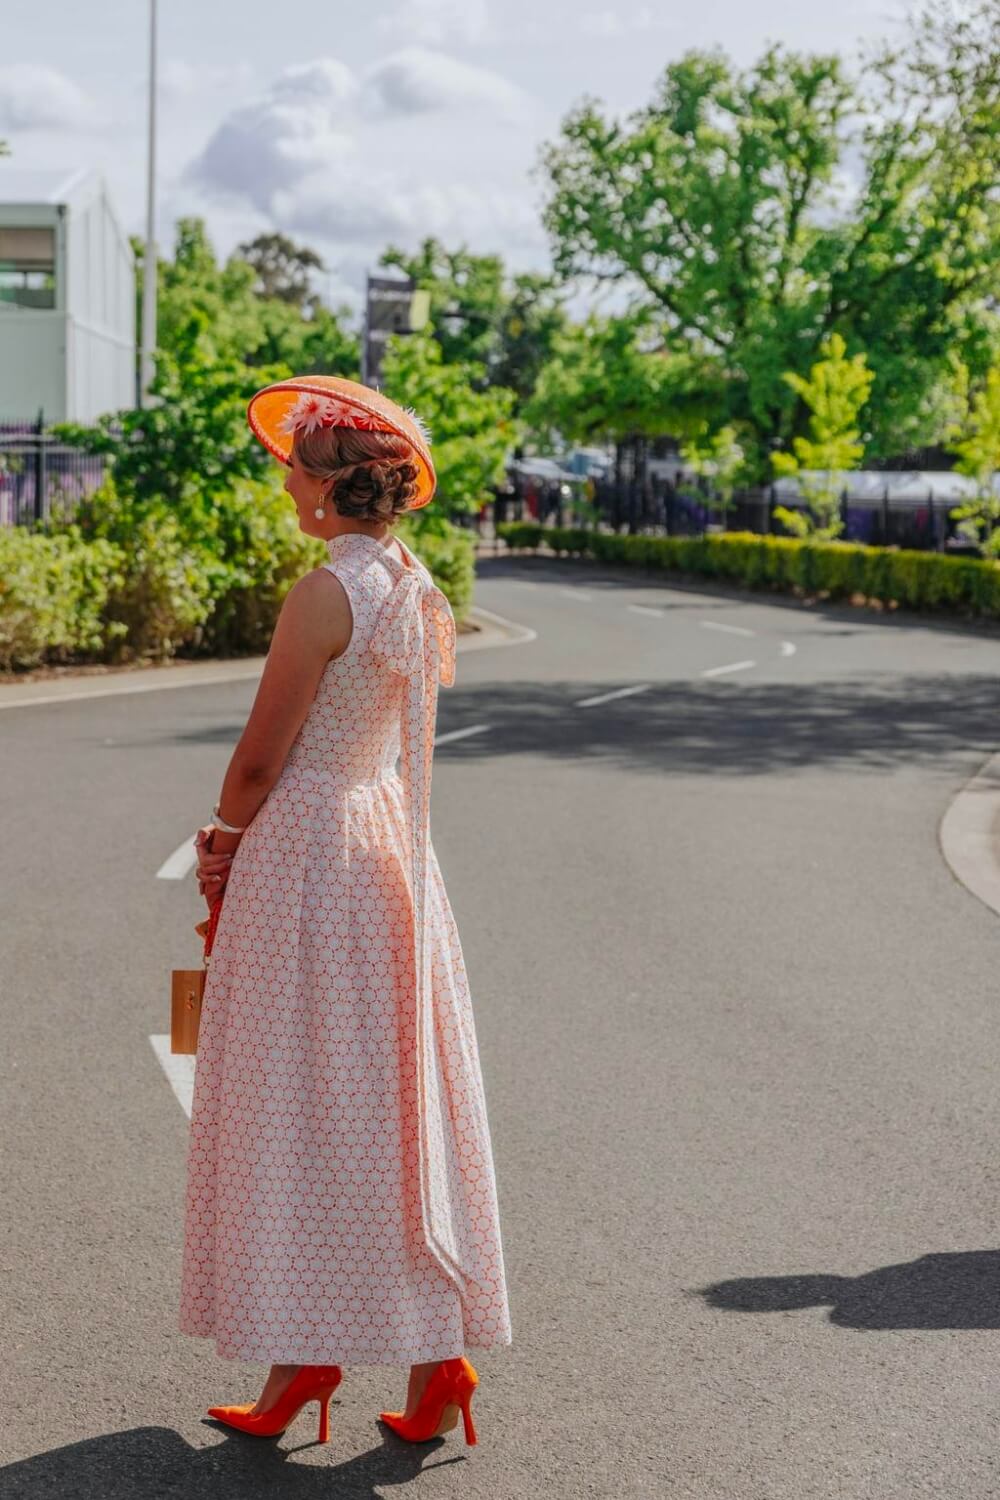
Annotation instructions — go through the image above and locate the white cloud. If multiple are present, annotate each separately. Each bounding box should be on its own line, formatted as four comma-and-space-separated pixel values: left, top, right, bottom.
377, 0, 491, 46
162, 59, 256, 100
581, 7, 669, 37
275, 170, 544, 251
190, 51, 529, 208
0, 64, 102, 131
180, 47, 546, 299
190, 61, 360, 208
362, 47, 524, 119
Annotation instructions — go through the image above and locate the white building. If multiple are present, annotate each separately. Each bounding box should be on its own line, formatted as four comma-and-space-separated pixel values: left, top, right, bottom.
0, 167, 135, 422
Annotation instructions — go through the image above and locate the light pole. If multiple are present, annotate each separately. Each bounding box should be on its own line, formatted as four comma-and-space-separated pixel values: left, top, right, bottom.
139, 0, 158, 405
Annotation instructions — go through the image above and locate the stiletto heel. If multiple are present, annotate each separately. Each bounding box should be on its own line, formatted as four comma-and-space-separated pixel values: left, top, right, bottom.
379, 1356, 480, 1446
317, 1390, 332, 1443
207, 1364, 342, 1442
459, 1394, 477, 1445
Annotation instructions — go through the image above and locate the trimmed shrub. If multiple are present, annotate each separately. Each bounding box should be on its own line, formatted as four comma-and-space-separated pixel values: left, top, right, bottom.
496, 524, 1000, 622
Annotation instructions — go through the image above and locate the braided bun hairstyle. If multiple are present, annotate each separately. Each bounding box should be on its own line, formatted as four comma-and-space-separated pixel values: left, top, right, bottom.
293, 426, 421, 525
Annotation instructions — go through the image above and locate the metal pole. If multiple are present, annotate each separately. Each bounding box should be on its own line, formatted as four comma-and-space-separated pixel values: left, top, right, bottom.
361, 271, 370, 386
139, 0, 158, 405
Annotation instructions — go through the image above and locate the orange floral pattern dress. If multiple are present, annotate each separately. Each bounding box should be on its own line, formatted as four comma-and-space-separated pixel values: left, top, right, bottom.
178, 532, 512, 1364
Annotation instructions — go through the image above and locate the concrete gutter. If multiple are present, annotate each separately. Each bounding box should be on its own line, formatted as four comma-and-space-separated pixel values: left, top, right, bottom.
939, 752, 1000, 920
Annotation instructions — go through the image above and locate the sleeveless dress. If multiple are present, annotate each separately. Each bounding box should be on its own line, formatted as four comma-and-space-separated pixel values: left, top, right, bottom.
178, 531, 513, 1365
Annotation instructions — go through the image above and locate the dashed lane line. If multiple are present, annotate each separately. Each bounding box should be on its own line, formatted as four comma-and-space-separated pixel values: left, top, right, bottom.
575, 684, 652, 708
700, 620, 756, 637
701, 660, 756, 678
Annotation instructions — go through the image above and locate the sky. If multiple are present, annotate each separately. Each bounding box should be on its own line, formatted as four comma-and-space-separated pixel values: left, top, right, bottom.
1, 0, 911, 321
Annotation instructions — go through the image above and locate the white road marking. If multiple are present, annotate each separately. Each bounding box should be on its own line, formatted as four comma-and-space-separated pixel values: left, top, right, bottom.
575, 684, 652, 707
158, 840, 199, 881
781, 641, 797, 657
559, 587, 594, 602
149, 1034, 195, 1118
702, 660, 756, 678
433, 723, 492, 745
627, 604, 665, 617
700, 620, 756, 637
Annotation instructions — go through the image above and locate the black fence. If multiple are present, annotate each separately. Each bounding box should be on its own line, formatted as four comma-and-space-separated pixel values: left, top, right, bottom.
0, 418, 107, 528
492, 473, 978, 554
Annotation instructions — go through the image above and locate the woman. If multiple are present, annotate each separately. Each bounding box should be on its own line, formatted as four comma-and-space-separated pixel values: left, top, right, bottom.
178, 375, 512, 1448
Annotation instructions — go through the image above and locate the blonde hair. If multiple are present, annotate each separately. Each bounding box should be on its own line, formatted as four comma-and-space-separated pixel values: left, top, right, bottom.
294, 427, 420, 524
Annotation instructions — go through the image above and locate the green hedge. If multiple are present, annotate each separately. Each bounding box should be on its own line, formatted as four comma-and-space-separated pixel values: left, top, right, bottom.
495, 523, 1000, 622
0, 479, 476, 673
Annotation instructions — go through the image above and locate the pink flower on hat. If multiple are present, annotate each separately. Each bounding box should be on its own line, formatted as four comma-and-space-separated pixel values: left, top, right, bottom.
278, 391, 341, 436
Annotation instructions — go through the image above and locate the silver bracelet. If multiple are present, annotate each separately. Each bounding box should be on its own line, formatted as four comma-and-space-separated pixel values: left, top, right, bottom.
212, 802, 247, 834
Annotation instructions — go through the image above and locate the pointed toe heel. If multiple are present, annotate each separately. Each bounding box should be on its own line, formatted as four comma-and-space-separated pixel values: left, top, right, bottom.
207, 1364, 342, 1443
379, 1357, 479, 1446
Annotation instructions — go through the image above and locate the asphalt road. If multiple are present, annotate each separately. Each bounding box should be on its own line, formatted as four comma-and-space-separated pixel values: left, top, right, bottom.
3, 549, 1000, 1499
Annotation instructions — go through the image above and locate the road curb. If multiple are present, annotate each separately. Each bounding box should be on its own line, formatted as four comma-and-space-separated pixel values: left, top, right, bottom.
939, 751, 1000, 920
0, 603, 530, 710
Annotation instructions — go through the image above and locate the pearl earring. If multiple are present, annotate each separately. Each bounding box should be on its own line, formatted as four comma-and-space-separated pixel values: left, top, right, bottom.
315, 490, 328, 520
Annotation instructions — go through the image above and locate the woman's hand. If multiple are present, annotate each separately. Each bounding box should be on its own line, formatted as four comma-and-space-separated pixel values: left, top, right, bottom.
194, 824, 236, 905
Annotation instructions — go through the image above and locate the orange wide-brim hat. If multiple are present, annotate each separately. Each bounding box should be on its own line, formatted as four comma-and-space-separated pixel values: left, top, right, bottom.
247, 374, 436, 509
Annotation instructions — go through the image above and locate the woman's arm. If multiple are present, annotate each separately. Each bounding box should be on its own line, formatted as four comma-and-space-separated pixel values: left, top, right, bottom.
196, 570, 349, 874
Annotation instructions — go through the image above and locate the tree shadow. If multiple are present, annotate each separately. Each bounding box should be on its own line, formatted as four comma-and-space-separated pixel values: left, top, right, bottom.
154, 671, 1000, 782
1, 1418, 467, 1499
697, 1249, 1000, 1330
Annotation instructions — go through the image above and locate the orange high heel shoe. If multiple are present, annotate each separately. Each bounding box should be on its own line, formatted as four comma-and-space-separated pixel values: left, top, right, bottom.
379, 1356, 479, 1445
207, 1364, 343, 1443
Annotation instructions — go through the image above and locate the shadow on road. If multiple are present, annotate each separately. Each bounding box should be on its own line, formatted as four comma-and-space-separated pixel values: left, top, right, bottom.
156, 672, 1000, 780
1, 1419, 466, 1498
698, 1249, 1000, 1328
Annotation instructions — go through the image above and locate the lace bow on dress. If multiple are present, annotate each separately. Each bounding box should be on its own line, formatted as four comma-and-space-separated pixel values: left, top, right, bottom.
369, 566, 457, 688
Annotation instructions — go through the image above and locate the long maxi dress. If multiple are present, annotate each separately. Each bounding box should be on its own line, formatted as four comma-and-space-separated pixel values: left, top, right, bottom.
178, 530, 512, 1365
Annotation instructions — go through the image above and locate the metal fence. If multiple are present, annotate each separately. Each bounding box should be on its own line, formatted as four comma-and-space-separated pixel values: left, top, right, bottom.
579, 477, 977, 553
0, 418, 107, 528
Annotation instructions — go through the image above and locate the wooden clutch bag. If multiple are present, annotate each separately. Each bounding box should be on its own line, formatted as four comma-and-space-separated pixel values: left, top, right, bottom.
171, 892, 224, 1055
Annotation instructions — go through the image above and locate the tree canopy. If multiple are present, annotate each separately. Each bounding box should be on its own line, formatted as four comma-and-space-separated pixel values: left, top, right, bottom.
381, 238, 567, 407
538, 1, 1000, 476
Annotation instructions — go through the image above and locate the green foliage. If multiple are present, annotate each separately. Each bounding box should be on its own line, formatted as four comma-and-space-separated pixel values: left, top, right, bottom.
945, 363, 1000, 557
770, 333, 874, 539
58, 218, 360, 522
236, 231, 325, 309
497, 522, 1000, 621
539, 4, 1000, 472
680, 424, 747, 525
380, 332, 517, 526
0, 522, 127, 671
381, 238, 566, 407
525, 314, 720, 447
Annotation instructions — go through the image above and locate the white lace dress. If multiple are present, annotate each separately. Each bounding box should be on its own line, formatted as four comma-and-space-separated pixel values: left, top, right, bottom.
178, 531, 512, 1364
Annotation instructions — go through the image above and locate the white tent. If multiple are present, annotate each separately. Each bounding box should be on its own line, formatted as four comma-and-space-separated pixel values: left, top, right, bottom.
772, 469, 999, 507
0, 167, 135, 422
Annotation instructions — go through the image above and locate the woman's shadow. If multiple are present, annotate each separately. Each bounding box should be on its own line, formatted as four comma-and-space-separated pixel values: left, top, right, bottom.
1, 1411, 468, 1499
698, 1248, 1000, 1329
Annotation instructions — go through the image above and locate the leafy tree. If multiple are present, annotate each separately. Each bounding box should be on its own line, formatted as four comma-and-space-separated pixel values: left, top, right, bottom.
771, 332, 874, 540
236, 231, 325, 310
945, 362, 1000, 556
61, 218, 359, 523
380, 332, 516, 530
526, 314, 719, 447
680, 425, 747, 529
381, 238, 566, 406
539, 3, 1000, 476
